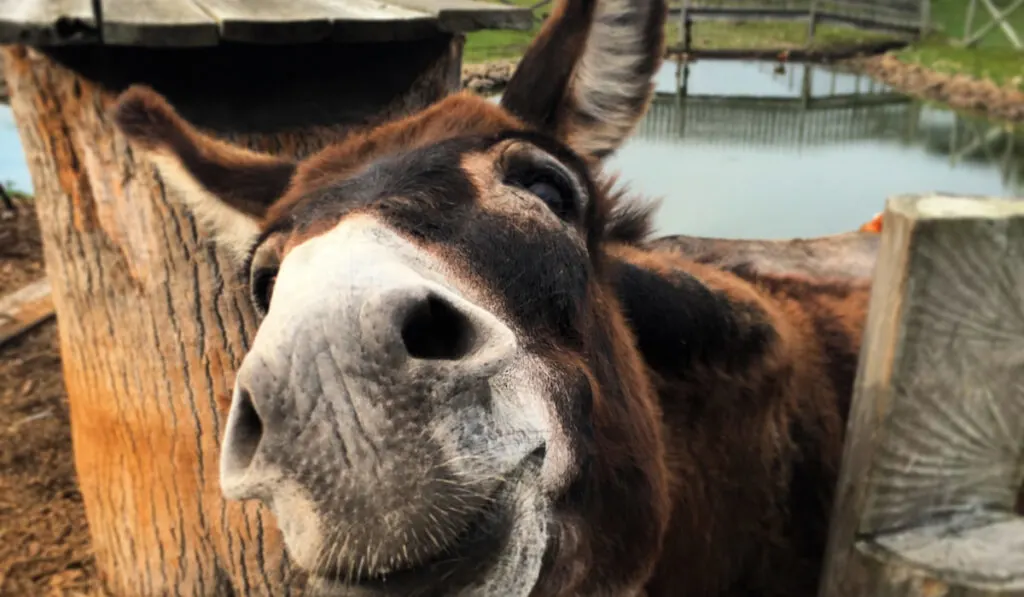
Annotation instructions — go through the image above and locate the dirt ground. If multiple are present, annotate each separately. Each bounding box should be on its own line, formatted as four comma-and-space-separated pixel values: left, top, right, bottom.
0, 198, 99, 596
848, 53, 1024, 123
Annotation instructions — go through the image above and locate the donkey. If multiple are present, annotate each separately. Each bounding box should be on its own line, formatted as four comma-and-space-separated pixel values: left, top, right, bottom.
110, 0, 875, 592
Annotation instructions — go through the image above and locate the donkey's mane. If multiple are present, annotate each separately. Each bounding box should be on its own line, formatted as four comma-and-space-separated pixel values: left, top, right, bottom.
596, 173, 660, 245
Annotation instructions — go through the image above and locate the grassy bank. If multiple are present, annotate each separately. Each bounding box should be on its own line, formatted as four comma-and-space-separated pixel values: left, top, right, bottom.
893, 0, 1024, 91
665, 20, 898, 52
463, 0, 903, 63
463, 0, 547, 63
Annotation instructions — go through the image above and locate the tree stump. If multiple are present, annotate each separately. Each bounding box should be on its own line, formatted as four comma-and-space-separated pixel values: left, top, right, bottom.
2, 35, 463, 596
819, 195, 1024, 597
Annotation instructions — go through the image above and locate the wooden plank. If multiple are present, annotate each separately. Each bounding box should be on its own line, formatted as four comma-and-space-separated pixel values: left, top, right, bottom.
325, 0, 440, 43
380, 0, 533, 32
818, 194, 1024, 597
0, 278, 55, 348
192, 0, 468, 43
190, 0, 331, 43
1, 0, 528, 46
0, 0, 98, 45
99, 0, 220, 46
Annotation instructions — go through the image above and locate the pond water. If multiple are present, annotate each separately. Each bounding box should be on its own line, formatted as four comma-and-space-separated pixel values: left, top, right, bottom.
608, 59, 1024, 239
1, 58, 1021, 240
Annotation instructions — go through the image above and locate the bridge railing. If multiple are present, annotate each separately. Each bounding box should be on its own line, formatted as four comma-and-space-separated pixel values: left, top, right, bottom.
671, 0, 928, 55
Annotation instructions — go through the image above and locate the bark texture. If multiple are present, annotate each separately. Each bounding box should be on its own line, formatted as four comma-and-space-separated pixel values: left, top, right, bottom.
1, 35, 463, 596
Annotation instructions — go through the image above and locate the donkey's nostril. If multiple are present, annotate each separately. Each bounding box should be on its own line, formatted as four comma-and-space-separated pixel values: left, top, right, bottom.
400, 294, 476, 360
226, 388, 264, 473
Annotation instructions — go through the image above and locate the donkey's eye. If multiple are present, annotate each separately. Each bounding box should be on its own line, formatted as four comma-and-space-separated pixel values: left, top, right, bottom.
250, 267, 278, 316
527, 180, 567, 213
501, 146, 583, 221
510, 170, 576, 220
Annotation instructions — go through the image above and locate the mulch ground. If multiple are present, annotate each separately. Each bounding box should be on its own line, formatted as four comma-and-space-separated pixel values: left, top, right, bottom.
847, 53, 1024, 123
0, 198, 99, 597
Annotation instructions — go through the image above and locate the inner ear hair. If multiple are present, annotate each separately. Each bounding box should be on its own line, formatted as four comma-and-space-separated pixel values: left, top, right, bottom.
113, 85, 297, 220
113, 86, 301, 263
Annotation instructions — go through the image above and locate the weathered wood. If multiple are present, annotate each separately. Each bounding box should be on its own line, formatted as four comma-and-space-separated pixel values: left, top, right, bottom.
0, 278, 55, 348
0, 0, 98, 45
382, 0, 534, 32
100, 0, 219, 47
818, 194, 1024, 597
193, 0, 468, 44
0, 0, 530, 46
1, 32, 464, 596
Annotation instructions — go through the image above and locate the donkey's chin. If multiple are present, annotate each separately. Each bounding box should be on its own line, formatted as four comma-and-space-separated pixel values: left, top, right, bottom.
298, 457, 551, 597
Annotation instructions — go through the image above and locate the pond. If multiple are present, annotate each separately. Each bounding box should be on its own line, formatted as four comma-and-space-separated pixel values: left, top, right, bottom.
608, 59, 1024, 239
1, 58, 1021, 240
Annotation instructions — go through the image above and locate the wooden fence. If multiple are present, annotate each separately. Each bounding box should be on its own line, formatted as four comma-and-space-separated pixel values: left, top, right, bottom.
961, 0, 1023, 49
673, 0, 928, 55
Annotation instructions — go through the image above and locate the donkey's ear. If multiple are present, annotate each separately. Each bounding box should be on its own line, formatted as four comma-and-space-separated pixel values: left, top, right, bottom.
501, 0, 666, 162
113, 86, 297, 262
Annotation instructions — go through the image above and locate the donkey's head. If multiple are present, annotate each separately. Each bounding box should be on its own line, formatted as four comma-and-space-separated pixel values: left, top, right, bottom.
114, 0, 668, 593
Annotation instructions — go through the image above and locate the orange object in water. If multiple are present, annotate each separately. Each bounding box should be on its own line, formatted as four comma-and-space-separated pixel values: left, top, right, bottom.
859, 212, 883, 234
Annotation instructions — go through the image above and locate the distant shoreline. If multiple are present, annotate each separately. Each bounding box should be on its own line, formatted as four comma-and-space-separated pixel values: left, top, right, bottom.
845, 53, 1024, 123
459, 53, 1024, 124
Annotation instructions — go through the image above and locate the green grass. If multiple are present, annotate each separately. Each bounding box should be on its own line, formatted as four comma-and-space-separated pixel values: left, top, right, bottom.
892, 0, 1024, 91
898, 37, 1024, 90
2, 179, 30, 200
464, 0, 548, 63
668, 20, 899, 51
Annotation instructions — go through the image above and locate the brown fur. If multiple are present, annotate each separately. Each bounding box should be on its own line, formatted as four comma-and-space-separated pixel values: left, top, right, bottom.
109, 0, 875, 592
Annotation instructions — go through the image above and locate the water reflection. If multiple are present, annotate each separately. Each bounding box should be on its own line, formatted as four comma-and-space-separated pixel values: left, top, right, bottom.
610, 59, 1024, 239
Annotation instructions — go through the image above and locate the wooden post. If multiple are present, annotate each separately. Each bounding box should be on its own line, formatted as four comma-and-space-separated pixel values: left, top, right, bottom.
818, 194, 1024, 597
680, 0, 692, 56
800, 62, 812, 110
2, 35, 463, 596
1001, 132, 1015, 187
807, 0, 819, 44
965, 0, 978, 42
